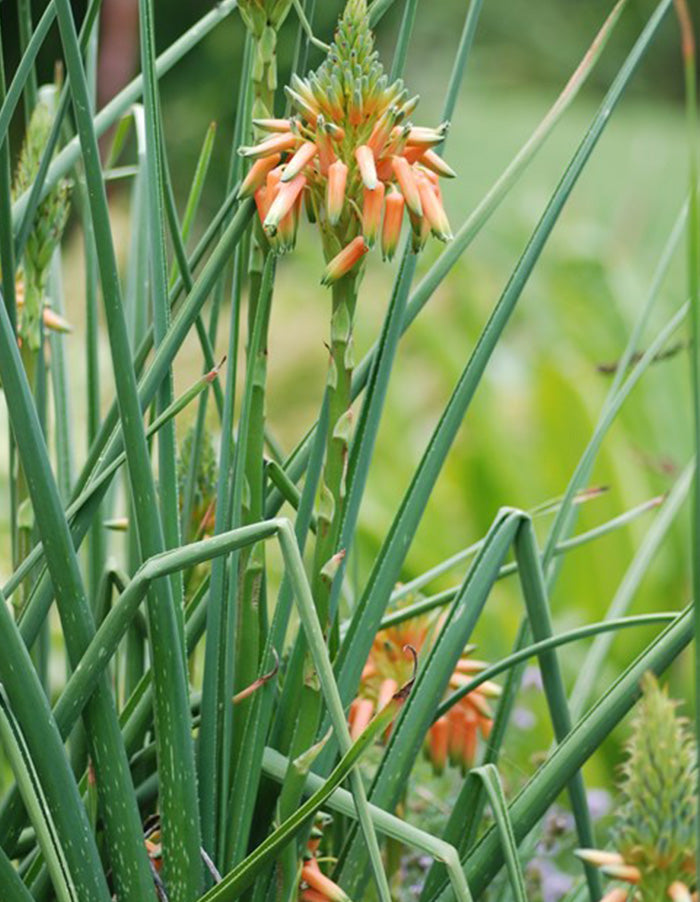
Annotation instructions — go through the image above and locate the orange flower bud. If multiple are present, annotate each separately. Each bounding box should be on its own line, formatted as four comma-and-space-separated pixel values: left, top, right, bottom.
381, 189, 405, 261
275, 190, 302, 253
327, 160, 348, 225
300, 891, 332, 902
355, 144, 378, 190
401, 146, 427, 165
416, 171, 452, 241
301, 860, 351, 901
42, 308, 73, 334
263, 174, 306, 235
427, 716, 449, 775
321, 236, 368, 286
601, 864, 641, 884
238, 153, 282, 199
349, 697, 374, 740
316, 124, 337, 174
447, 706, 465, 768
575, 850, 625, 868
466, 690, 492, 720
668, 883, 693, 902
391, 155, 422, 217
362, 181, 385, 247
406, 125, 448, 147
600, 891, 632, 902
282, 141, 319, 182
376, 677, 398, 712
239, 131, 298, 159
254, 186, 271, 225
252, 117, 292, 133
421, 148, 457, 178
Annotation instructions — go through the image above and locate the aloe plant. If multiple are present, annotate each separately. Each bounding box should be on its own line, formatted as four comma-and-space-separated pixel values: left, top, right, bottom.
0, 1, 696, 901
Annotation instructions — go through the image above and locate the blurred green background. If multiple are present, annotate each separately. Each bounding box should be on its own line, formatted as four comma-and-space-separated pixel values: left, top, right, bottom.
0, 0, 694, 872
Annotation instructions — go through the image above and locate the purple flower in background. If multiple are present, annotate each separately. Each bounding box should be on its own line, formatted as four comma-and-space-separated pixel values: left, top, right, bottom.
586, 788, 612, 821
513, 706, 536, 730
527, 857, 574, 902
522, 665, 543, 691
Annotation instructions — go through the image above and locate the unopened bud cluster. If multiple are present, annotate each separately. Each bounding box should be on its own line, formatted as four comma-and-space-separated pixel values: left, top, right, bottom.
576, 673, 697, 902
238, 0, 455, 285
12, 88, 72, 349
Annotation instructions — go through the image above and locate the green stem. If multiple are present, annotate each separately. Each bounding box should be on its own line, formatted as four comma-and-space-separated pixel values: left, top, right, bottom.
311, 274, 358, 629
673, 0, 700, 873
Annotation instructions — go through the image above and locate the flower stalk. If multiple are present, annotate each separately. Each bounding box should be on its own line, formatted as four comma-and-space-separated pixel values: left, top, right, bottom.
10, 85, 71, 619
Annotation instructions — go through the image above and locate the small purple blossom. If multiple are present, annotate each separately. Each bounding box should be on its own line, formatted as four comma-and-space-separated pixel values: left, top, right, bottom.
586, 788, 612, 821
521, 665, 543, 691
513, 706, 536, 730
527, 857, 574, 902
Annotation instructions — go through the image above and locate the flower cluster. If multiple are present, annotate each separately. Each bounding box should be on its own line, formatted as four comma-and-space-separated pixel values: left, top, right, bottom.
349, 600, 499, 775
576, 674, 697, 902
238, 0, 454, 284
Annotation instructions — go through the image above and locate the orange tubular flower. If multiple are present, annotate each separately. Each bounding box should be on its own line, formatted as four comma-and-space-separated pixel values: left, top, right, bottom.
237, 0, 456, 280
263, 174, 306, 236
416, 172, 452, 242
327, 160, 348, 225
298, 821, 351, 902
239, 131, 298, 159
381, 189, 405, 261
238, 153, 282, 199
362, 182, 385, 247
282, 141, 319, 182
349, 598, 500, 775
321, 236, 369, 286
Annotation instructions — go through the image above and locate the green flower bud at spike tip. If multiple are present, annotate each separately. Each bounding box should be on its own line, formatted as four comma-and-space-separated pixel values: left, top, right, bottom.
237, 0, 456, 282
11, 84, 72, 351
576, 673, 698, 902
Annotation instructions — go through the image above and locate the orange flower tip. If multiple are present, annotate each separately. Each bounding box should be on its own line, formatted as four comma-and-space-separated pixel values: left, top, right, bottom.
422, 148, 457, 178
327, 159, 348, 225
321, 237, 369, 287
252, 117, 292, 133
406, 123, 450, 148
239, 132, 297, 159
479, 680, 502, 697
668, 883, 693, 902
283, 85, 319, 123
238, 153, 282, 199
362, 182, 385, 247
263, 175, 306, 235
600, 891, 633, 902
349, 697, 374, 740
281, 141, 319, 182
400, 94, 420, 119
325, 122, 345, 141
300, 891, 331, 902
42, 308, 73, 333
600, 864, 641, 884
300, 864, 351, 902
391, 155, 422, 217
355, 144, 378, 190
381, 190, 405, 261
574, 849, 624, 868
416, 172, 451, 242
